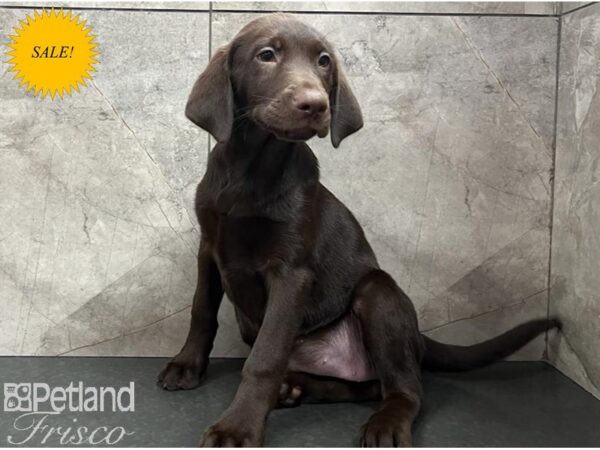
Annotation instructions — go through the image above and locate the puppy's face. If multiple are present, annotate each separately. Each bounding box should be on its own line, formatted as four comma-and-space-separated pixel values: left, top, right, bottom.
229, 16, 334, 141
185, 14, 363, 148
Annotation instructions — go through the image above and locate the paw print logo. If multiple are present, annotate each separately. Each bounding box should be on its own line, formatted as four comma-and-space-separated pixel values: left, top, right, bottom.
4, 383, 32, 412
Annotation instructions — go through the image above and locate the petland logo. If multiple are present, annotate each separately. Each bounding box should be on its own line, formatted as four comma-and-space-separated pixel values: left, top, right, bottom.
3, 382, 135, 445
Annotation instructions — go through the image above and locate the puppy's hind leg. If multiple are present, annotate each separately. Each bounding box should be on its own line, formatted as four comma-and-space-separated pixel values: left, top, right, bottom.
278, 372, 381, 408
353, 270, 425, 447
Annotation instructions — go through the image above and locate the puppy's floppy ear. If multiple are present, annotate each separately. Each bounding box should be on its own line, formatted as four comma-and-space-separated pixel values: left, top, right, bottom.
330, 62, 363, 148
185, 46, 234, 143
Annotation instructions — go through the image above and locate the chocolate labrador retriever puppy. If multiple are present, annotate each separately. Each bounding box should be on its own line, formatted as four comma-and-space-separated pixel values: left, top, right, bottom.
158, 14, 559, 447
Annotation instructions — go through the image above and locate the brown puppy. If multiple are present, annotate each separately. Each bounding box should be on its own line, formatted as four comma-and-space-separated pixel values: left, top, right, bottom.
158, 14, 559, 447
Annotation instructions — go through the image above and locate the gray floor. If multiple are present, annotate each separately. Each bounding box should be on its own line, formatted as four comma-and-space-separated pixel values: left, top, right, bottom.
1, 358, 599, 447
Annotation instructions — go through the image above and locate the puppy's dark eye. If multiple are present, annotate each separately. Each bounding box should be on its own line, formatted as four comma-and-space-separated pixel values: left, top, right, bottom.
257, 47, 276, 62
318, 52, 331, 68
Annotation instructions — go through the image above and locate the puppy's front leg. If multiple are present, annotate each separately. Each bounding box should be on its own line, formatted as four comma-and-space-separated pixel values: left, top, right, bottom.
159, 242, 223, 390
200, 268, 311, 447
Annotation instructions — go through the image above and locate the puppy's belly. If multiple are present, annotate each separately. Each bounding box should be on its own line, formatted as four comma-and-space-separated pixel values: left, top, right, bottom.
287, 313, 376, 382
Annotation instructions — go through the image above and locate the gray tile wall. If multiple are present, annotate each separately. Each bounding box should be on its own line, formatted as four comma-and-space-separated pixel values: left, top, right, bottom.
0, 8, 209, 356
0, 3, 561, 363
549, 2, 600, 399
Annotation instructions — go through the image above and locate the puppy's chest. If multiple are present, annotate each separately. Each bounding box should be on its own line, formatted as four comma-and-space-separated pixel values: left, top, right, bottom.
199, 207, 303, 270
199, 208, 303, 322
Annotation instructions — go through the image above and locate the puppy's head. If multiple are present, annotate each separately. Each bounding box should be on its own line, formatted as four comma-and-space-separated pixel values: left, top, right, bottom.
185, 14, 363, 148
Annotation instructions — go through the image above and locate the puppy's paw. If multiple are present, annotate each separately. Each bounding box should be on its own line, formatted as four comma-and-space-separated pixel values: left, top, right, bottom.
158, 357, 205, 391
277, 382, 303, 408
200, 422, 263, 447
360, 412, 412, 447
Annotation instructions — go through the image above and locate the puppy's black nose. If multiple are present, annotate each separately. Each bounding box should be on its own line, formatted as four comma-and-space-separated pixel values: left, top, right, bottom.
292, 89, 328, 116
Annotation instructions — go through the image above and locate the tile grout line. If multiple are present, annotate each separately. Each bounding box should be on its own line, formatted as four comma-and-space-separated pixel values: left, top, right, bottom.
0, 4, 208, 12
545, 14, 562, 360
0, 4, 561, 17
207, 0, 213, 158
190, 8, 562, 17
560, 2, 597, 17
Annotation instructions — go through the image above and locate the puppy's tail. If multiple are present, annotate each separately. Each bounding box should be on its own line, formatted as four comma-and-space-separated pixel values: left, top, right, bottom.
422, 318, 560, 372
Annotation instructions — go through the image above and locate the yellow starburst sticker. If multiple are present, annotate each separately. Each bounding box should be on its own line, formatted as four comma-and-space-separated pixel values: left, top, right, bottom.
6, 8, 99, 99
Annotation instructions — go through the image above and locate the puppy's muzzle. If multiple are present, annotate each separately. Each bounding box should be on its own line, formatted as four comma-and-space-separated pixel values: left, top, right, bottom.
291, 88, 330, 138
